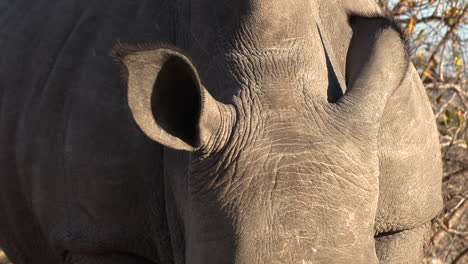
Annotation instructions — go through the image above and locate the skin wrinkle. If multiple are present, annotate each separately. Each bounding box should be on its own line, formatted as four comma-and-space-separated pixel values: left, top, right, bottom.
216, 14, 329, 109
264, 111, 376, 194
199, 104, 233, 156
0, 0, 442, 263
218, 120, 378, 258
216, 133, 376, 205
226, 47, 310, 87
191, 99, 267, 200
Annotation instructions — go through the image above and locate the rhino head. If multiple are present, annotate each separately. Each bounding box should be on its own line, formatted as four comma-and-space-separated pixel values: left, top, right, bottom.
114, 1, 439, 263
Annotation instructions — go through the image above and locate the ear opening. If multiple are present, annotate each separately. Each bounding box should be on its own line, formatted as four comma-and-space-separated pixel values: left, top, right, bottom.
152, 56, 202, 148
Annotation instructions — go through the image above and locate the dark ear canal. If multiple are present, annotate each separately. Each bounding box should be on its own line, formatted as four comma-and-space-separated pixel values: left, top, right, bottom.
152, 57, 201, 148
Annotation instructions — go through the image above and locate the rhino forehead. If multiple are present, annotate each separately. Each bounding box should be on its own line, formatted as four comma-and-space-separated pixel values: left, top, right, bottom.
183, 0, 343, 103
188, 0, 320, 49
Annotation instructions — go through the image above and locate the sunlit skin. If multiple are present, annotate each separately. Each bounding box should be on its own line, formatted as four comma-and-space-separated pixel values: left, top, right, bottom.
0, 0, 441, 263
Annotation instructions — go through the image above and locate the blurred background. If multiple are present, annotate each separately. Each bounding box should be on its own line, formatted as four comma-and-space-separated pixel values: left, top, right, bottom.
0, 0, 466, 263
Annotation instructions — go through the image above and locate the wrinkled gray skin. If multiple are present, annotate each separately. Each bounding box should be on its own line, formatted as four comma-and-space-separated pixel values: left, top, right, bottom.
0, 0, 442, 263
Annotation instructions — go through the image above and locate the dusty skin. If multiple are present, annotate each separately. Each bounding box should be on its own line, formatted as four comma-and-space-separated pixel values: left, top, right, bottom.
0, 0, 443, 263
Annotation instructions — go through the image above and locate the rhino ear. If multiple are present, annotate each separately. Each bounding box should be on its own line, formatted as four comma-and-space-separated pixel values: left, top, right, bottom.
118, 46, 224, 151
340, 15, 409, 122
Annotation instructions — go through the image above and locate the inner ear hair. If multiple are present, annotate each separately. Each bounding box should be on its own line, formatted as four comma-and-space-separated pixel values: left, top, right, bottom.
111, 41, 183, 62
347, 12, 413, 59
346, 12, 412, 88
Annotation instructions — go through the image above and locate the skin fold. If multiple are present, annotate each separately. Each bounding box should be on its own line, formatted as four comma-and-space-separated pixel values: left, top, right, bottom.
0, 0, 442, 263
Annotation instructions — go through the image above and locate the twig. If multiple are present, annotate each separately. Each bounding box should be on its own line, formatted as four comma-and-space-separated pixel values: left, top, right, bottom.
453, 248, 468, 264
433, 0, 442, 17
421, 5, 468, 82
447, 197, 467, 217
435, 219, 468, 237
435, 198, 468, 238
425, 83, 464, 90
442, 125, 467, 159
396, 16, 444, 24
435, 92, 458, 119
442, 168, 468, 182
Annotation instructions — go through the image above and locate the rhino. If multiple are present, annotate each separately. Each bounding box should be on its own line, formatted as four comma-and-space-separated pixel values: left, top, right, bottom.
0, 0, 442, 263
